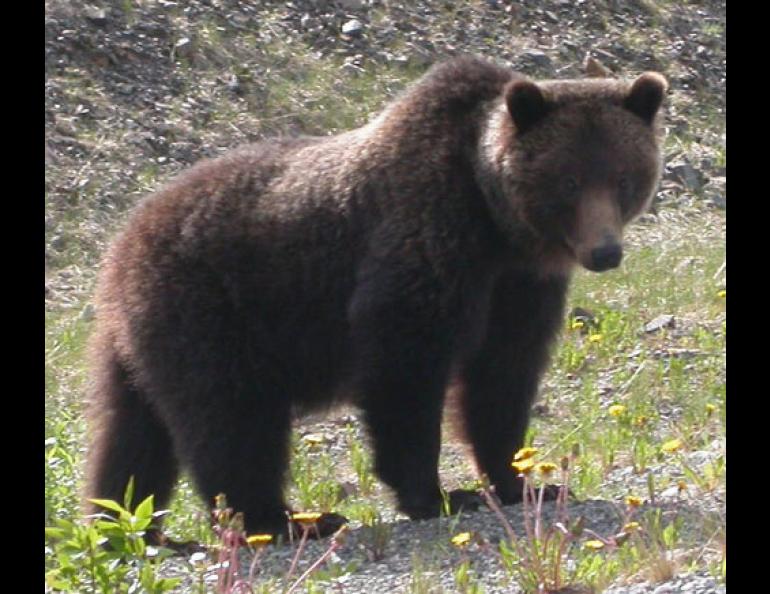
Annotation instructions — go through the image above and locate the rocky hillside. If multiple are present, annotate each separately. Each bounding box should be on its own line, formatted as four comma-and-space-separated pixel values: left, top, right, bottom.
45, 0, 724, 309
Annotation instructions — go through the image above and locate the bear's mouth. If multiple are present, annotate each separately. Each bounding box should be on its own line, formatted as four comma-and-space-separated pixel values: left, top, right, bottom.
558, 237, 578, 262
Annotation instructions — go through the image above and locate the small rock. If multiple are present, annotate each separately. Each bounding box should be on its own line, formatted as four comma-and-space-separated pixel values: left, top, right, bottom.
335, 0, 364, 10
644, 314, 675, 334
50, 235, 66, 251
522, 50, 552, 68
226, 74, 241, 94
301, 432, 328, 446
687, 450, 712, 467
45, 143, 58, 165
300, 14, 319, 30
342, 19, 364, 37
670, 117, 690, 135
674, 257, 696, 273
549, 586, 593, 594
666, 160, 707, 191
543, 10, 559, 23
584, 55, 612, 78
594, 48, 619, 62
80, 304, 95, 322
652, 585, 674, 594
174, 37, 194, 59
705, 188, 726, 210
84, 5, 108, 26
570, 306, 597, 327
660, 486, 681, 499
704, 176, 726, 209
340, 481, 358, 498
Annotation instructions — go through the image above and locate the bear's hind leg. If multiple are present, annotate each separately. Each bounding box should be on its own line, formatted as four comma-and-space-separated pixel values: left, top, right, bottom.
183, 401, 292, 537
85, 342, 179, 522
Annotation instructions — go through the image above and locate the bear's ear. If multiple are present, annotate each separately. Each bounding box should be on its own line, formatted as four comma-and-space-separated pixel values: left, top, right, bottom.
624, 72, 668, 124
505, 80, 549, 134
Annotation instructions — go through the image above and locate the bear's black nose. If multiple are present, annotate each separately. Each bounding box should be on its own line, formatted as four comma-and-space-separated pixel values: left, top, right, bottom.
589, 243, 623, 271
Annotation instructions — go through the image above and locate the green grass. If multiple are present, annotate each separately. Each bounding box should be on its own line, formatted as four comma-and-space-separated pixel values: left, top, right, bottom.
45, 309, 91, 528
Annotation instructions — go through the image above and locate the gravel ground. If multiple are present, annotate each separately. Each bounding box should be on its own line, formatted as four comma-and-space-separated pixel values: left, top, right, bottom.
159, 497, 724, 593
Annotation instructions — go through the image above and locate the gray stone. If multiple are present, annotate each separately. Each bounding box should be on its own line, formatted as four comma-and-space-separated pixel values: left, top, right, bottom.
342, 19, 364, 37
704, 176, 726, 209
522, 50, 552, 68
80, 303, 95, 322
666, 160, 707, 191
706, 188, 726, 210
644, 314, 675, 333
544, 10, 559, 23
226, 74, 241, 93
84, 5, 107, 26
174, 37, 194, 59
300, 14, 319, 30
336, 0, 365, 10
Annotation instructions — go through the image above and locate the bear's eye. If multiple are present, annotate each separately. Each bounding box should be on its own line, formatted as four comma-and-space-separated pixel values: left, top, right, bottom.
564, 177, 580, 197
618, 176, 630, 193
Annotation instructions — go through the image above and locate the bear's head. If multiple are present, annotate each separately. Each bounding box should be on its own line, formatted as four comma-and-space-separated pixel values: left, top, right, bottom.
481, 72, 668, 273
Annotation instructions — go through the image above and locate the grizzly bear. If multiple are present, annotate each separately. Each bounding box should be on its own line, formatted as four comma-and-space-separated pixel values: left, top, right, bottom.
85, 56, 667, 538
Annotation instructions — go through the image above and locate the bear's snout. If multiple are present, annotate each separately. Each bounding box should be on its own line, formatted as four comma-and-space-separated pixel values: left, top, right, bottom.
586, 241, 623, 272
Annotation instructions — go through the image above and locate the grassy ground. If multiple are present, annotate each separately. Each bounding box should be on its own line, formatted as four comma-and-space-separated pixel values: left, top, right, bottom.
45, 202, 725, 593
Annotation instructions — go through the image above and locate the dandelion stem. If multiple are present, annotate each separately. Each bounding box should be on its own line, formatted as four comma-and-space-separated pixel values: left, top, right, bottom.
285, 535, 342, 594
479, 488, 524, 559
535, 482, 546, 541
285, 524, 311, 584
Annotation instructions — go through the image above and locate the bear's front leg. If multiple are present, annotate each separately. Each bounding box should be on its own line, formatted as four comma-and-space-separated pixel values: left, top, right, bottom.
460, 270, 569, 504
360, 375, 446, 519
360, 366, 485, 518
349, 265, 477, 520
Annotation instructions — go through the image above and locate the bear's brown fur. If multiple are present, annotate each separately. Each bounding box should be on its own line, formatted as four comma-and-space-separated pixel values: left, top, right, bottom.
85, 56, 666, 537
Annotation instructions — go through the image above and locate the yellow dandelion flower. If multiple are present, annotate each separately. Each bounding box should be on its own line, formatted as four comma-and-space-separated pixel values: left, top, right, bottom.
717, 289, 726, 299
588, 334, 603, 343
534, 462, 559, 477
633, 415, 648, 427
246, 534, 274, 546
661, 439, 683, 454
513, 447, 539, 462
625, 495, 643, 508
290, 512, 323, 523
622, 522, 641, 533
608, 404, 627, 417
705, 403, 717, 416
512, 458, 536, 475
584, 540, 605, 550
451, 532, 472, 548
571, 320, 585, 331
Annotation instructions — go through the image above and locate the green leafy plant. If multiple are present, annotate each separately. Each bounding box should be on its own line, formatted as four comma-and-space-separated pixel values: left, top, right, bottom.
358, 505, 392, 561
347, 424, 376, 496
45, 478, 180, 593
